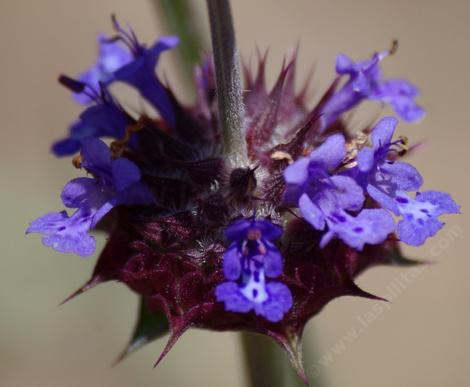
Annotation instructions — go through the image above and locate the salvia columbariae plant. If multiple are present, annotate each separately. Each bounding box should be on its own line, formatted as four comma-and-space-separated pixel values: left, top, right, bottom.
26, 2, 460, 385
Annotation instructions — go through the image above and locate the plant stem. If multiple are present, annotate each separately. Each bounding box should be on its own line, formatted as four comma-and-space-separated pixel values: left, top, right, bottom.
240, 332, 306, 387
154, 0, 205, 88
206, 0, 248, 166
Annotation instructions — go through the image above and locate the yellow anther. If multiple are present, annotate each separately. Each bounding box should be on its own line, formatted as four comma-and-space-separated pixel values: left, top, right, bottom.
271, 150, 294, 164
72, 154, 82, 169
110, 116, 148, 158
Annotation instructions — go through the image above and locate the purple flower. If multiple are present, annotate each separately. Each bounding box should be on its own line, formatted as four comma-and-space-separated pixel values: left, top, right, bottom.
320, 49, 425, 130
52, 90, 130, 156
111, 19, 179, 127
215, 218, 292, 322
54, 19, 179, 157
74, 34, 133, 105
356, 116, 423, 194
357, 117, 460, 246
318, 208, 395, 250
27, 139, 153, 256
369, 188, 460, 246
25, 210, 97, 257
284, 134, 395, 250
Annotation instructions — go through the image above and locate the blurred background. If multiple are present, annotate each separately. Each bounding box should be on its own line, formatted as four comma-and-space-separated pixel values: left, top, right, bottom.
1, 0, 468, 386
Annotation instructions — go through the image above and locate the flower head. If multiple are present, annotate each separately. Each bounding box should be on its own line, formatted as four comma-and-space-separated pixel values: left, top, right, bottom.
28, 17, 460, 385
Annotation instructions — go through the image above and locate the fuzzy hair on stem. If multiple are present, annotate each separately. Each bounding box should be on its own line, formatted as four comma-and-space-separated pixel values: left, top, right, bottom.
206, 0, 248, 167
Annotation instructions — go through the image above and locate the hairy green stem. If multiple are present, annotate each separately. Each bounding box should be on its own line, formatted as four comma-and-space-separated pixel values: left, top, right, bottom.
240, 332, 307, 387
206, 0, 247, 166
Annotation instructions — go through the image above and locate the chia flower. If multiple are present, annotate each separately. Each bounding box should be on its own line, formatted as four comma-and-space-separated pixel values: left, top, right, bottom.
52, 87, 131, 156
320, 45, 425, 130
284, 133, 395, 250
73, 33, 132, 105
27, 11, 460, 385
354, 116, 460, 246
216, 218, 292, 322
111, 16, 180, 127
52, 16, 179, 157
27, 138, 153, 256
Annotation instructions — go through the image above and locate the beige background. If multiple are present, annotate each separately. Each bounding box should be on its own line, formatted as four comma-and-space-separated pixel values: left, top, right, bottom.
1, 0, 468, 386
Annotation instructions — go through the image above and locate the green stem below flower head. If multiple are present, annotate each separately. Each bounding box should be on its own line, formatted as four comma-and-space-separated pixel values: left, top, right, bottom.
206, 0, 248, 167
240, 332, 307, 387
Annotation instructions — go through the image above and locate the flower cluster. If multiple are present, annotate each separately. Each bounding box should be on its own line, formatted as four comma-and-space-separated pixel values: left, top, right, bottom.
284, 116, 459, 251
27, 17, 459, 384
284, 132, 395, 251
352, 117, 460, 245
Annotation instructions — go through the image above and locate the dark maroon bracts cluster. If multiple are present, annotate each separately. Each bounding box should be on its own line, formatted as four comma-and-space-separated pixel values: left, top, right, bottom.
27, 18, 459, 384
